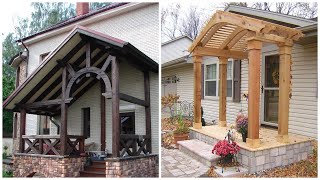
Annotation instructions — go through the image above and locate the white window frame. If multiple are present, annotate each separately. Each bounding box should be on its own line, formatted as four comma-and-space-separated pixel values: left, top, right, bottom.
204, 58, 234, 101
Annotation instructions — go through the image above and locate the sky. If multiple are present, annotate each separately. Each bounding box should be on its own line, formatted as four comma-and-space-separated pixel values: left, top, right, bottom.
0, 0, 32, 39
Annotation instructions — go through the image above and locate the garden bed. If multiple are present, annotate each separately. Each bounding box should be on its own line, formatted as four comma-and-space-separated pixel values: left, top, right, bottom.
161, 118, 192, 148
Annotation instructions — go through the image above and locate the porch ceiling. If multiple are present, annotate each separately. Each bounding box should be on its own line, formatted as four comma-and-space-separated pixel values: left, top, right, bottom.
3, 26, 158, 116
188, 11, 304, 57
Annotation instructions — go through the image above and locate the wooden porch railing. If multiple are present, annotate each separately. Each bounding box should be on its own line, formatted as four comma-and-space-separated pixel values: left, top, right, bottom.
21, 135, 84, 156
120, 134, 150, 157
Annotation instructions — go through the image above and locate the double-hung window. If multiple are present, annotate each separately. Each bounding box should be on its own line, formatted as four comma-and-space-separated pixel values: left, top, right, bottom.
205, 60, 233, 98
205, 64, 217, 96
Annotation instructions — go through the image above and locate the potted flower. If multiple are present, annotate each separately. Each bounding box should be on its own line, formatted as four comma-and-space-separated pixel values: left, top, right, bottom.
173, 113, 189, 144
212, 140, 240, 164
236, 112, 248, 142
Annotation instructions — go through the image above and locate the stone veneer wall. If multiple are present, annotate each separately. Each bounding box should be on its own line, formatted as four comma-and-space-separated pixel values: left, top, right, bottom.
105, 155, 158, 177
189, 130, 314, 174
13, 154, 86, 177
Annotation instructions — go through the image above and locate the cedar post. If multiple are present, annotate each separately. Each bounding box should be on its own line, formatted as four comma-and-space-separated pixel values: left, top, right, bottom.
246, 39, 262, 148
111, 57, 120, 157
144, 71, 151, 153
18, 109, 26, 153
60, 66, 68, 155
218, 56, 228, 127
277, 44, 292, 143
100, 81, 106, 151
193, 55, 202, 129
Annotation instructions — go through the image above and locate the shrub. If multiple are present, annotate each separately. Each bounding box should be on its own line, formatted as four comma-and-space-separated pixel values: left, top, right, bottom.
3, 170, 13, 177
173, 113, 189, 135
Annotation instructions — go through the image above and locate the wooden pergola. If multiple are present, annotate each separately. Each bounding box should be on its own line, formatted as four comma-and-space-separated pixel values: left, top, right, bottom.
188, 11, 303, 148
4, 26, 158, 157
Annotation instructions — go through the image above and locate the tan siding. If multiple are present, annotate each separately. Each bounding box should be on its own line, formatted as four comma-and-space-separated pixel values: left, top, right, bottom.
162, 64, 193, 102
289, 43, 317, 138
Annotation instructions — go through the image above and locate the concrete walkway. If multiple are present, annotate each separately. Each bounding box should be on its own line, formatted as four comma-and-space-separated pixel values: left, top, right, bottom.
161, 147, 209, 177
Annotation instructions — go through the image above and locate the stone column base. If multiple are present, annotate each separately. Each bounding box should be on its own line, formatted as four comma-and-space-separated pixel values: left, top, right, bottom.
193, 122, 202, 129
246, 138, 260, 148
277, 134, 289, 143
218, 121, 227, 127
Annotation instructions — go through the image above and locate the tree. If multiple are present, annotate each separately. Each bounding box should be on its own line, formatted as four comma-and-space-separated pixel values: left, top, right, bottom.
179, 6, 202, 40
2, 33, 20, 136
89, 2, 112, 10
29, 2, 76, 34
162, 3, 181, 40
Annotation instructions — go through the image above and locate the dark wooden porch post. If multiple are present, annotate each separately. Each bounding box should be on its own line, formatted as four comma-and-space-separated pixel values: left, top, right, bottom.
18, 109, 26, 153
144, 71, 151, 153
112, 57, 120, 157
60, 66, 68, 155
100, 81, 106, 151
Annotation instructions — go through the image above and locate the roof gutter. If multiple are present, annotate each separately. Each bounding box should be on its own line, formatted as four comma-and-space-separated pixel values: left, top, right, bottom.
20, 40, 29, 76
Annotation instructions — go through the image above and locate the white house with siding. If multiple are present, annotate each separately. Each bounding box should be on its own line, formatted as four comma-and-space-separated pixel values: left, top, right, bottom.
5, 2, 159, 157
161, 5, 317, 138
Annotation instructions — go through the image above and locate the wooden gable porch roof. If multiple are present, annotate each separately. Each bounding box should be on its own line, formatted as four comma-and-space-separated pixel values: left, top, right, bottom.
188, 10, 304, 57
3, 26, 158, 115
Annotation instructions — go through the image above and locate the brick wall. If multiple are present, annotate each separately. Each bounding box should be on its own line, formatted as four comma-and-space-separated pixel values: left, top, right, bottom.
105, 155, 158, 177
13, 154, 86, 177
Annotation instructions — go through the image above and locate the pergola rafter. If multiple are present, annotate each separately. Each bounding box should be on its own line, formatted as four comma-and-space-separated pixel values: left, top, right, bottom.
188, 10, 303, 148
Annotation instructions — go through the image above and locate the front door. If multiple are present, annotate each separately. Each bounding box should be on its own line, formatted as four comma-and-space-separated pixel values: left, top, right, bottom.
262, 55, 279, 126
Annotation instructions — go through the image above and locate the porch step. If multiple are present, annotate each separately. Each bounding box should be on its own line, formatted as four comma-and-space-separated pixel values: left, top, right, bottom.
177, 139, 220, 167
213, 166, 248, 177
80, 171, 106, 177
80, 160, 106, 177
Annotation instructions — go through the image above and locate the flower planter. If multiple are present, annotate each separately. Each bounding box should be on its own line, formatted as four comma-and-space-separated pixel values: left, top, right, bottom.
173, 133, 189, 144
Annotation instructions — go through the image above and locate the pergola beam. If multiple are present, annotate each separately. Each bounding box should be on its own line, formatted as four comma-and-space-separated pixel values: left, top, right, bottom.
219, 27, 246, 49
201, 23, 228, 46
18, 98, 72, 109
193, 46, 248, 59
119, 93, 148, 107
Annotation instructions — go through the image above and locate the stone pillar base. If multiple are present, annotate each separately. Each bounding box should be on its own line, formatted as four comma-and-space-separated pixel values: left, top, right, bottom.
246, 138, 260, 148
193, 122, 202, 129
277, 134, 289, 143
218, 121, 227, 127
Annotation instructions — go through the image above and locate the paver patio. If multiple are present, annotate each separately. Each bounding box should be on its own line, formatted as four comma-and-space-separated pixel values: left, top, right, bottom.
161, 147, 208, 177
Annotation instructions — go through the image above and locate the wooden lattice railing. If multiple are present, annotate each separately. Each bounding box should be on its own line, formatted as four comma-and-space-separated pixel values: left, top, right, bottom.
21, 135, 84, 156
120, 134, 150, 157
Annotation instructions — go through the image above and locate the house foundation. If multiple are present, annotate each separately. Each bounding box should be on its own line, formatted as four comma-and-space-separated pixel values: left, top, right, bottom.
105, 155, 158, 177
189, 126, 314, 174
13, 154, 86, 177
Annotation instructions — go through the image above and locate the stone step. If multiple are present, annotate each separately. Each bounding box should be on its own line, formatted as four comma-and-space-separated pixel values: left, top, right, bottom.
84, 165, 106, 172
177, 139, 220, 167
80, 171, 106, 177
213, 166, 248, 177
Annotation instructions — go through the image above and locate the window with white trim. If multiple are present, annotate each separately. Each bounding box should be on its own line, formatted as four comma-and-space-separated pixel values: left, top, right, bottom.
205, 64, 217, 96
205, 60, 233, 98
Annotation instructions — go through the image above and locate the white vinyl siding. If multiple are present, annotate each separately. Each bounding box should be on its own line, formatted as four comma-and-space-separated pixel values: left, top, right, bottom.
161, 64, 193, 102
161, 37, 192, 64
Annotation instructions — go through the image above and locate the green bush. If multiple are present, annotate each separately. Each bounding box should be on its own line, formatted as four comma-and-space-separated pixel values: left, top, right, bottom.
3, 170, 13, 177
